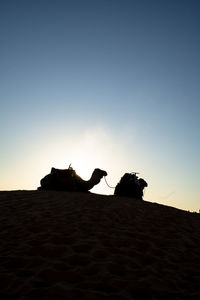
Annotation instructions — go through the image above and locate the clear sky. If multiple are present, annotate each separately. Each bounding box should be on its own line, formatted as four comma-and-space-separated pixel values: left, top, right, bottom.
1, 0, 199, 211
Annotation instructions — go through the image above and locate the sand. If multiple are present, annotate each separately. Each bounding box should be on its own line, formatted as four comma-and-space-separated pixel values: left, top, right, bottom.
0, 190, 200, 300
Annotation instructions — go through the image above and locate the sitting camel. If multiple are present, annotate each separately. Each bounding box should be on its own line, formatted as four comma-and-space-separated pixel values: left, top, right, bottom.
114, 172, 148, 200
38, 165, 107, 192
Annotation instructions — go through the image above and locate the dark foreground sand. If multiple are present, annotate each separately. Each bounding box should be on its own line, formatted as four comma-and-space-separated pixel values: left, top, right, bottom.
0, 191, 200, 300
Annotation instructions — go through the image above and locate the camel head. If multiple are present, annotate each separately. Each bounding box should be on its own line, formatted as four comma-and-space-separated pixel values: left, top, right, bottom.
138, 178, 148, 189
91, 168, 107, 185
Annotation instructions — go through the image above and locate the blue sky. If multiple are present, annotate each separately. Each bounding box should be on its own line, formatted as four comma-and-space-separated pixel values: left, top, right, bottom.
1, 0, 199, 211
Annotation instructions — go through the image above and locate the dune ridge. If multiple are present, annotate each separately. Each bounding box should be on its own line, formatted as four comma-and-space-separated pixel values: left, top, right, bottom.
0, 190, 200, 299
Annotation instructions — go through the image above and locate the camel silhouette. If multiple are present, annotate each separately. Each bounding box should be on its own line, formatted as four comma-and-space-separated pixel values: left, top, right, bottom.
38, 166, 107, 192
114, 173, 148, 200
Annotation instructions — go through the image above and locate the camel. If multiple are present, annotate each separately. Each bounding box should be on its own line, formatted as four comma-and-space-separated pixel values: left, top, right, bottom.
114, 173, 148, 200
38, 166, 107, 192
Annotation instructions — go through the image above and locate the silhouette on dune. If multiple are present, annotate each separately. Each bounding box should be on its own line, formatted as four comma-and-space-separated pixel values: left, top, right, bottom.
114, 172, 148, 200
38, 165, 147, 200
39, 165, 107, 192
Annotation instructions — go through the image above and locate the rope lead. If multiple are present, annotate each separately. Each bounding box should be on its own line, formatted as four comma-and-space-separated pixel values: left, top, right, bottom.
104, 176, 116, 189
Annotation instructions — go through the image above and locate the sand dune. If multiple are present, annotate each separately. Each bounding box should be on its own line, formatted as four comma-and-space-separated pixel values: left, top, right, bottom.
0, 190, 200, 299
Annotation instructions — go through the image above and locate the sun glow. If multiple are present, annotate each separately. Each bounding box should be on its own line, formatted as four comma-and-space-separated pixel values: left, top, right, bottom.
0, 126, 135, 195
45, 129, 108, 180
33, 127, 127, 194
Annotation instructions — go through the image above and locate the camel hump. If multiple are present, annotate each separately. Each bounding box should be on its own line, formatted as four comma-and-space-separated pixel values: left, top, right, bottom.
39, 167, 76, 191
51, 167, 76, 176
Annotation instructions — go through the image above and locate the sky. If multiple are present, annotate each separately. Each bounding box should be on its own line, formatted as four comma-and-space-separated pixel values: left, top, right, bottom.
0, 0, 199, 211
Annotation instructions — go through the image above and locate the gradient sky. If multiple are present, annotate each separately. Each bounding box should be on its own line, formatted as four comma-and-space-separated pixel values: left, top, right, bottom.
1, 0, 199, 211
